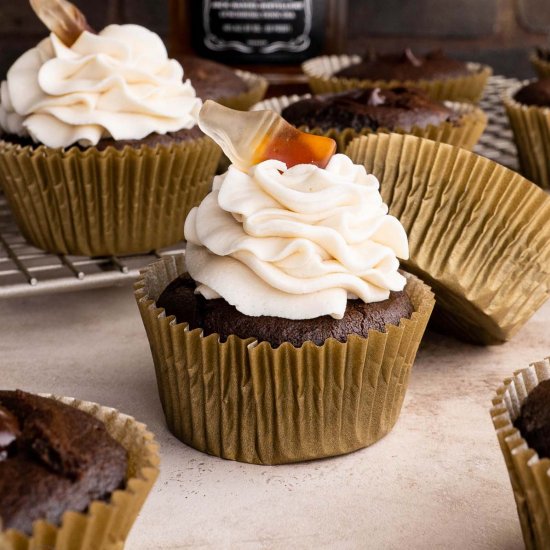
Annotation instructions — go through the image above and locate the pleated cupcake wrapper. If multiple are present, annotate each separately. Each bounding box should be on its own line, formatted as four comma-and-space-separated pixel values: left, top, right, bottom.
252, 94, 487, 152
530, 53, 550, 79
491, 359, 550, 550
345, 132, 550, 345
215, 70, 268, 111
0, 396, 159, 550
302, 55, 492, 104
503, 85, 550, 190
0, 137, 221, 257
134, 254, 434, 465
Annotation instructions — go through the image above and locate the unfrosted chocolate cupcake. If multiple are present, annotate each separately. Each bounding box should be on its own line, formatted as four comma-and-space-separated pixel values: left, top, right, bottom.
504, 79, 550, 189
514, 379, 550, 459
0, 390, 127, 535
281, 87, 459, 133
513, 78, 550, 107
531, 47, 550, 79
180, 56, 248, 101
157, 273, 414, 348
336, 49, 471, 81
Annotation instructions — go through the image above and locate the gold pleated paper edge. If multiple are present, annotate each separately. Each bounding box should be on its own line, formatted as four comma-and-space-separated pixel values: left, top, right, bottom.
0, 137, 221, 257
301, 54, 492, 104
503, 84, 550, 190
252, 94, 487, 152
215, 69, 268, 111
490, 359, 550, 550
134, 254, 435, 465
345, 132, 550, 344
530, 53, 550, 79
0, 396, 160, 550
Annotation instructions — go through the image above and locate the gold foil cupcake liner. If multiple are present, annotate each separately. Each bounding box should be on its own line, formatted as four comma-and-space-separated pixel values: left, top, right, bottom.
0, 396, 159, 550
491, 359, 550, 550
134, 254, 434, 465
216, 70, 268, 111
503, 85, 550, 190
346, 133, 550, 344
0, 137, 221, 256
302, 54, 492, 104
252, 94, 487, 152
530, 52, 550, 79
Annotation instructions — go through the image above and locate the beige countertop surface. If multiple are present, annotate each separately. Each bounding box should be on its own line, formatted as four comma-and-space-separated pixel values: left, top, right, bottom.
2, 282, 548, 549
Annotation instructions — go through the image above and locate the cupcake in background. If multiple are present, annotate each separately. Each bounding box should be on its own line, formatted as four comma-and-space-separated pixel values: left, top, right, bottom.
530, 47, 550, 79
252, 87, 487, 152
180, 56, 267, 111
491, 359, 550, 550
302, 49, 492, 103
0, 390, 159, 549
135, 101, 435, 465
504, 79, 550, 190
0, 0, 221, 257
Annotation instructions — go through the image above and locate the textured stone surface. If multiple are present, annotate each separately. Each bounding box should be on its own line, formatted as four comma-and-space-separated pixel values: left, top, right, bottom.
518, 0, 550, 32
2, 282, 548, 548
349, 0, 498, 38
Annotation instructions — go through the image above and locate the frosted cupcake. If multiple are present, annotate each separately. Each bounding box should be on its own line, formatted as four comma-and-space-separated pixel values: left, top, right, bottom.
135, 102, 434, 464
0, 1, 221, 256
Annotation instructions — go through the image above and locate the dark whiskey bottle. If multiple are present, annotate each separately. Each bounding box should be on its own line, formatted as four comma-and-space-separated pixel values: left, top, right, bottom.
170, 0, 346, 64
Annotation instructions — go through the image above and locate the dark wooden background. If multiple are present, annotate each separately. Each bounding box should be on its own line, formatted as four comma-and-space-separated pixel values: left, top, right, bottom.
1, 0, 548, 79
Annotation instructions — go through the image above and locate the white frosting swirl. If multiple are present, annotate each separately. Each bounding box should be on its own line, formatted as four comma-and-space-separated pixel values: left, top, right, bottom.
0, 25, 201, 148
184, 154, 409, 320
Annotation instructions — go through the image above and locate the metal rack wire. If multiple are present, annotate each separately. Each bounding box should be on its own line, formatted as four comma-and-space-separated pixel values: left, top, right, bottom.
0, 194, 185, 297
0, 75, 521, 298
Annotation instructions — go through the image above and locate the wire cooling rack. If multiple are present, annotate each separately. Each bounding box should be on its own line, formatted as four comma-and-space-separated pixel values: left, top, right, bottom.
0, 75, 521, 298
0, 198, 185, 297
473, 74, 519, 170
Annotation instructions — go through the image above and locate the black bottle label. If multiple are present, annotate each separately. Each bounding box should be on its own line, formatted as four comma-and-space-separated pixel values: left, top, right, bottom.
191, 1, 326, 64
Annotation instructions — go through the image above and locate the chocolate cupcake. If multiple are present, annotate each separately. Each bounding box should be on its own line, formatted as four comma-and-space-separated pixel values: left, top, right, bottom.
504, 79, 550, 189
302, 50, 492, 103
258, 87, 486, 152
157, 273, 414, 348
336, 49, 471, 81
135, 117, 435, 464
0, 390, 126, 534
530, 47, 550, 79
282, 88, 458, 132
179, 56, 267, 111
0, 4, 221, 256
491, 360, 550, 549
0, 392, 159, 549
514, 380, 550, 460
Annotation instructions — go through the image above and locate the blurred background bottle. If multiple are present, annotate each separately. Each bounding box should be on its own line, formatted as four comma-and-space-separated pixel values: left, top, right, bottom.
170, 0, 347, 63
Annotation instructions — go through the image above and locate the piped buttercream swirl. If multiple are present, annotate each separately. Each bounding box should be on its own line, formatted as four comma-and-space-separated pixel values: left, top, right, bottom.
184, 154, 409, 320
0, 24, 201, 148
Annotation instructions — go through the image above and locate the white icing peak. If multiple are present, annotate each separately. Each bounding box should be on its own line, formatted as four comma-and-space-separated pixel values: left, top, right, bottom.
184, 154, 409, 320
0, 25, 201, 148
